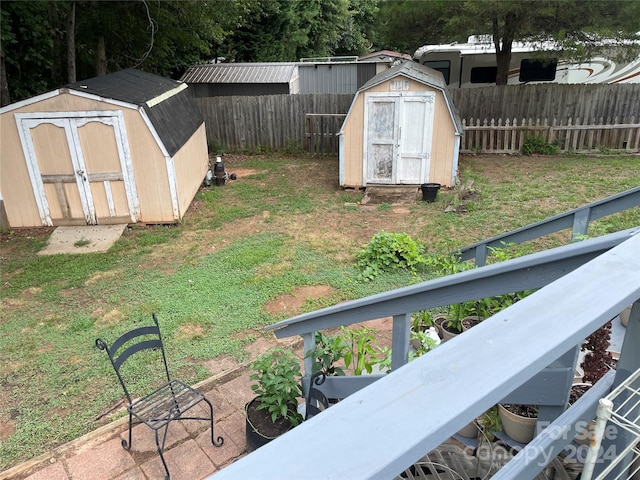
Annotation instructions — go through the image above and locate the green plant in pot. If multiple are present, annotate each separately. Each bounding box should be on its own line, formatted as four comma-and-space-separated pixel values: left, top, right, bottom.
305, 331, 349, 376
245, 348, 303, 452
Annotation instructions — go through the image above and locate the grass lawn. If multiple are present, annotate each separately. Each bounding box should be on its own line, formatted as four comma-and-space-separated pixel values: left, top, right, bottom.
0, 152, 639, 469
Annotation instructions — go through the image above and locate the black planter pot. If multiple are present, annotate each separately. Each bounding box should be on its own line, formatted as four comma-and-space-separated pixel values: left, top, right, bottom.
420, 183, 441, 202
245, 397, 293, 452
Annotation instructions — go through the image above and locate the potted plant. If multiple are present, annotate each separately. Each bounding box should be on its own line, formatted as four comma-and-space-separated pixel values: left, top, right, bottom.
245, 348, 303, 452
305, 331, 348, 376
498, 403, 539, 444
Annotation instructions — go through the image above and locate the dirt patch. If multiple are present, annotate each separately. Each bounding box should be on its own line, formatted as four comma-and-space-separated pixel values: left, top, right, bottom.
95, 309, 124, 327
0, 417, 16, 441
263, 285, 335, 316
175, 323, 206, 341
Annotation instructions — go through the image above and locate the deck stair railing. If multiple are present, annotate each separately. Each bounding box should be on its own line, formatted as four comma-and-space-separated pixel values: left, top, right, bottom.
213, 227, 640, 480
455, 185, 640, 266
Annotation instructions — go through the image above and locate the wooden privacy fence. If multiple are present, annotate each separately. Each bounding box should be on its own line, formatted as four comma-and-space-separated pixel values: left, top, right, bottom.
193, 87, 640, 154
194, 94, 353, 152
305, 114, 345, 154
461, 117, 640, 154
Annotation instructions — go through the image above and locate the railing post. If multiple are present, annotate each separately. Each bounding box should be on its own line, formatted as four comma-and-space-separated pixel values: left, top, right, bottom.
571, 207, 591, 241
475, 243, 488, 267
301, 331, 316, 395
391, 313, 411, 371
536, 345, 581, 435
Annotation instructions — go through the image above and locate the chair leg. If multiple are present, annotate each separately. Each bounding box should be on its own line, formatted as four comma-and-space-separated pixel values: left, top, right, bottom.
203, 397, 224, 447
155, 424, 171, 480
122, 411, 133, 451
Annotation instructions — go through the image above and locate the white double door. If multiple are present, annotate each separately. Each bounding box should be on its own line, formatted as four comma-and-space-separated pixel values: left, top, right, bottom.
17, 111, 138, 226
364, 92, 435, 185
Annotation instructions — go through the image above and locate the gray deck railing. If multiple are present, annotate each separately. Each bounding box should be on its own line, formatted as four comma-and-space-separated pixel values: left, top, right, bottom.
212, 227, 640, 479
455, 185, 640, 266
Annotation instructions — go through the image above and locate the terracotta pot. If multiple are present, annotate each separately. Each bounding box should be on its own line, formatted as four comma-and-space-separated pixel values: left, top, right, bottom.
498, 404, 537, 444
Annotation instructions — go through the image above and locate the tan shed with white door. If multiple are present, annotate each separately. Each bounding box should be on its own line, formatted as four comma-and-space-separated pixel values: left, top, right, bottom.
339, 61, 462, 189
0, 69, 208, 228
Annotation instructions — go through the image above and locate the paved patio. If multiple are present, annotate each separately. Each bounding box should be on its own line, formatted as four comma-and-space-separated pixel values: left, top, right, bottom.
1, 318, 394, 480
1, 316, 624, 480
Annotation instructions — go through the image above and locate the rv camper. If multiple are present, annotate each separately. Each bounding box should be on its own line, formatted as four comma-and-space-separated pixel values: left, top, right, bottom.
413, 35, 640, 88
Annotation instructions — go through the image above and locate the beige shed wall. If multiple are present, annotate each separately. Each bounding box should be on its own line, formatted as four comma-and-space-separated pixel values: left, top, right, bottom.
173, 123, 208, 218
0, 91, 181, 227
341, 76, 457, 188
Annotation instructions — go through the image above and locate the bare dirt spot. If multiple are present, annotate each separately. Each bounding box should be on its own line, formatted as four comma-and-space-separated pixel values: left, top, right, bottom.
175, 323, 205, 341
85, 270, 121, 286
263, 285, 335, 316
0, 417, 16, 441
95, 309, 124, 327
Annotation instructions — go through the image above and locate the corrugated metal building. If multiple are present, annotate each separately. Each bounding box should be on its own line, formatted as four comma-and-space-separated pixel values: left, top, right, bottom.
181, 63, 300, 97
0, 69, 208, 227
180, 52, 411, 97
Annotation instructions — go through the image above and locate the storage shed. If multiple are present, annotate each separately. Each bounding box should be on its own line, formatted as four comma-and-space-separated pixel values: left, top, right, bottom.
339, 61, 463, 189
0, 68, 208, 227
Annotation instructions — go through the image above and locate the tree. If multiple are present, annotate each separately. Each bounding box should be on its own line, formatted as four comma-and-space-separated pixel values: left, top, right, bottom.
376, 0, 640, 85
0, 0, 247, 103
332, 0, 379, 56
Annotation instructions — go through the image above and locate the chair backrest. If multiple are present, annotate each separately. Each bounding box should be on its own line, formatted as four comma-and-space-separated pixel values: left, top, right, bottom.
95, 313, 171, 405
305, 370, 330, 420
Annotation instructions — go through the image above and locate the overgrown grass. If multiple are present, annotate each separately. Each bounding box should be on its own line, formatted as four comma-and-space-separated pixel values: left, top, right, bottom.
0, 152, 639, 469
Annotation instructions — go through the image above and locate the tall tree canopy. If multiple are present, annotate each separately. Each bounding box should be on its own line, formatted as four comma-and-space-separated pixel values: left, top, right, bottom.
0, 0, 378, 105
1, 0, 247, 104
375, 0, 640, 85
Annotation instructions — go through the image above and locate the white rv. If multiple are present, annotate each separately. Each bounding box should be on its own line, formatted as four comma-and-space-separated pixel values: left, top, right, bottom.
413, 35, 640, 88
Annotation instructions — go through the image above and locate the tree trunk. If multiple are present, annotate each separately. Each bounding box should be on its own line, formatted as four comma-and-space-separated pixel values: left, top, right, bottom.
495, 48, 512, 85
0, 46, 10, 107
96, 35, 107, 76
66, 1, 76, 83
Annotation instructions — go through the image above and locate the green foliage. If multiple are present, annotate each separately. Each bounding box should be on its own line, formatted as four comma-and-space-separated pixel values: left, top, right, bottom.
411, 310, 434, 331
356, 231, 425, 281
249, 348, 303, 426
522, 136, 559, 155
340, 326, 380, 375
305, 331, 349, 376
409, 330, 439, 359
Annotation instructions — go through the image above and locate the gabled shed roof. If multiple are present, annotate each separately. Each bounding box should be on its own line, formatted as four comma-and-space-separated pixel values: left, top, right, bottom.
357, 50, 412, 63
67, 69, 202, 157
1, 69, 201, 158
180, 63, 298, 84
342, 61, 463, 135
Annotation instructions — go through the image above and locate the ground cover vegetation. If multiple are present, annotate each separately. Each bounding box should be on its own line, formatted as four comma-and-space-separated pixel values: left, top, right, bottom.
0, 152, 639, 469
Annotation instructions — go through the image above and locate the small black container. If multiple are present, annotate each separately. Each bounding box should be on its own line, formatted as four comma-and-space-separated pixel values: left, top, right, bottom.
420, 183, 441, 202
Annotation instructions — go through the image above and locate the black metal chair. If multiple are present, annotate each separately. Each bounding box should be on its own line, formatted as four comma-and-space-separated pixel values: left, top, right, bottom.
95, 313, 223, 479
305, 370, 331, 420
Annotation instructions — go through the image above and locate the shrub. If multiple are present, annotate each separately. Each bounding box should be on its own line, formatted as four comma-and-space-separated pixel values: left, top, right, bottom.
522, 135, 559, 155
356, 231, 425, 281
